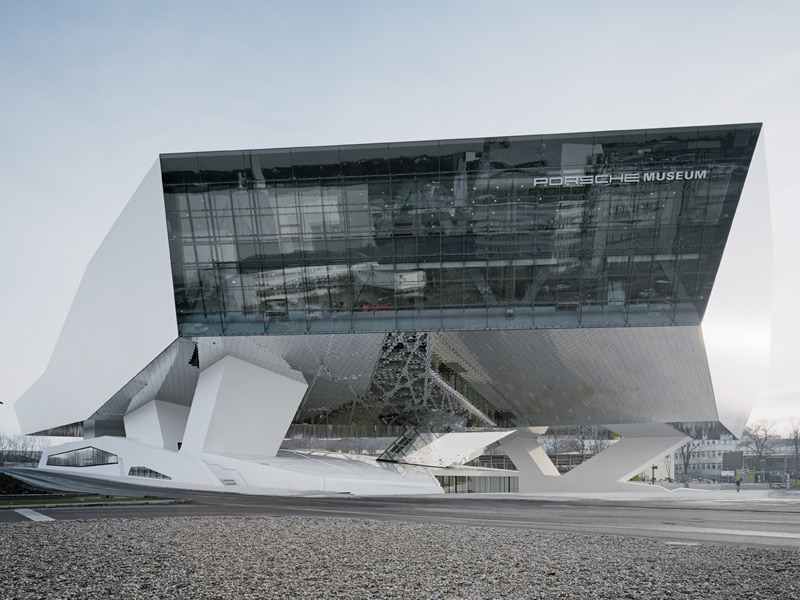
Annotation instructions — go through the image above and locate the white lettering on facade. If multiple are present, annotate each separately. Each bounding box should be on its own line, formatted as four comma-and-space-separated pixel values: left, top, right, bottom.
527, 170, 707, 188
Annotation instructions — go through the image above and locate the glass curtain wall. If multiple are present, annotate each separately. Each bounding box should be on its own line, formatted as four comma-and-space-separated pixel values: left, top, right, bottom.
161, 125, 760, 337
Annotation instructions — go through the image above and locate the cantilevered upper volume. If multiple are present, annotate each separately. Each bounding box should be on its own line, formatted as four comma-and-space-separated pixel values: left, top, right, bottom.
160, 126, 762, 338
15, 125, 770, 493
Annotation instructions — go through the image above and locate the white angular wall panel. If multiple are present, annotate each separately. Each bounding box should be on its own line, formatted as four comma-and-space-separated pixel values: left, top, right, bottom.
400, 430, 512, 467
123, 400, 189, 451
502, 424, 690, 492
181, 356, 308, 457
15, 162, 177, 434
154, 401, 191, 451
123, 401, 163, 448
501, 434, 561, 480
702, 133, 772, 438
39, 436, 220, 485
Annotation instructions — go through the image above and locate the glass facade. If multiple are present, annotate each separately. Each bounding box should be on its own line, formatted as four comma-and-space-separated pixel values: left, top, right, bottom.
128, 466, 171, 480
161, 125, 760, 337
46, 447, 119, 467
436, 474, 519, 493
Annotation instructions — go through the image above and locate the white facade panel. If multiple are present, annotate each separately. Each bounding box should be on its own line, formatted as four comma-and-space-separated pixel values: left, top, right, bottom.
15, 161, 177, 434
123, 399, 189, 451
181, 356, 308, 457
38, 436, 443, 495
123, 401, 163, 448
702, 132, 772, 438
154, 400, 191, 451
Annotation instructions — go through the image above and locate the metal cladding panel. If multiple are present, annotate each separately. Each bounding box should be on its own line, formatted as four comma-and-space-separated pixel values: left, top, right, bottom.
432, 327, 719, 426
88, 333, 385, 424
702, 132, 772, 438
15, 162, 177, 434
90, 338, 193, 421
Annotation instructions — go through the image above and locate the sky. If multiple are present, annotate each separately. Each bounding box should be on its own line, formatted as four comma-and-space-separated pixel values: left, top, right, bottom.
0, 0, 798, 436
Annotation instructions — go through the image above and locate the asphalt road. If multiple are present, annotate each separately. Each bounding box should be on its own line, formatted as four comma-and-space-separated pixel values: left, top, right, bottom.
4, 468, 800, 551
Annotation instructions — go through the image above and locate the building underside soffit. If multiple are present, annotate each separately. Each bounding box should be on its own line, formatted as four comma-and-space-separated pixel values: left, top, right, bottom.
88, 333, 386, 424
301, 332, 494, 430
431, 326, 720, 427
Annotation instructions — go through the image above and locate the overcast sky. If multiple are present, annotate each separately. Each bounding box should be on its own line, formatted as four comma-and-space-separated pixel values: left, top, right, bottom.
1, 1, 798, 436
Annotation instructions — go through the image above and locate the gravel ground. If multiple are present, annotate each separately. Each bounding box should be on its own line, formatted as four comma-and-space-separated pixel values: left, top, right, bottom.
1, 516, 799, 599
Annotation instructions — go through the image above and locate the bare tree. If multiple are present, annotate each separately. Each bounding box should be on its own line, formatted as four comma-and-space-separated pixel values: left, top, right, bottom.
18, 434, 32, 459
7, 434, 21, 458
32, 436, 49, 454
0, 434, 48, 465
676, 440, 703, 483
577, 426, 587, 461
545, 429, 563, 456
789, 419, 800, 485
662, 452, 675, 481
738, 420, 778, 459
586, 438, 613, 455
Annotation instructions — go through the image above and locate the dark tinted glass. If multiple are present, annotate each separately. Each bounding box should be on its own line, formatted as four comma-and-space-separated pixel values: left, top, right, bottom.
249, 149, 293, 181
340, 144, 390, 177
161, 153, 201, 185
291, 146, 341, 179
160, 124, 761, 337
388, 141, 439, 174
198, 151, 247, 184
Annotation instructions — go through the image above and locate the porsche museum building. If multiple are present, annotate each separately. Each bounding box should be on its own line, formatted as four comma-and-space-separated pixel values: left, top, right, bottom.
15, 124, 771, 494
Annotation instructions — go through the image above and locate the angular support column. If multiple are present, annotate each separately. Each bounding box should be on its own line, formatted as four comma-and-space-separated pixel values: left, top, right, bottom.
500, 428, 560, 489
123, 399, 190, 451
180, 355, 308, 458
502, 424, 691, 493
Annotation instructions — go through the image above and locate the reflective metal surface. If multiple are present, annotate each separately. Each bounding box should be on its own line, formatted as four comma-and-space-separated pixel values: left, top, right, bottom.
432, 327, 718, 426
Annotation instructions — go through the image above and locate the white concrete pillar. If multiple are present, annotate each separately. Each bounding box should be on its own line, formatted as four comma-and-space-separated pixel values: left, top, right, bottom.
501, 433, 560, 491
502, 424, 691, 493
180, 355, 308, 458
123, 399, 190, 451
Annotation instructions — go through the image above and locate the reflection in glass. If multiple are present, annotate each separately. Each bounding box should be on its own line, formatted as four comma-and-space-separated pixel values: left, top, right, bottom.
160, 125, 760, 337
128, 466, 171, 480
46, 447, 119, 467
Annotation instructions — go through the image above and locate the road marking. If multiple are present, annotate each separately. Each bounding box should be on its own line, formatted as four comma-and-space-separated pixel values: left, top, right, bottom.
654, 525, 800, 540
735, 518, 800, 524
663, 541, 699, 546
14, 509, 54, 522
